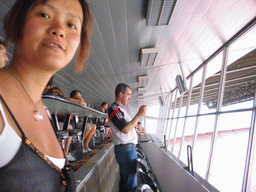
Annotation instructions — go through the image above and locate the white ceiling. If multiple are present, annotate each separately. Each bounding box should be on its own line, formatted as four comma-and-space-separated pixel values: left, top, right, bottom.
1, 0, 256, 112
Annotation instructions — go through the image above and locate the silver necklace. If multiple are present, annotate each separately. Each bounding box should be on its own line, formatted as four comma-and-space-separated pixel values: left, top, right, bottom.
5, 68, 43, 122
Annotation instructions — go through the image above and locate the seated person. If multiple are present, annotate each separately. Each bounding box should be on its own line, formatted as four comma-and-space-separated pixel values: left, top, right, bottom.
68, 90, 87, 106
78, 119, 96, 153
99, 102, 108, 113
68, 90, 95, 153
105, 103, 109, 113
136, 122, 146, 135
45, 87, 63, 97
103, 118, 112, 138
46, 87, 76, 161
99, 102, 112, 138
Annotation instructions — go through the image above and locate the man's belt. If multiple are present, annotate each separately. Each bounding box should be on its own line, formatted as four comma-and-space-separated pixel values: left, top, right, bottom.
117, 143, 136, 147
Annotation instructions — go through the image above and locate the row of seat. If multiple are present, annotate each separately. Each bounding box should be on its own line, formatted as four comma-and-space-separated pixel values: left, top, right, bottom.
51, 113, 108, 158
136, 144, 159, 192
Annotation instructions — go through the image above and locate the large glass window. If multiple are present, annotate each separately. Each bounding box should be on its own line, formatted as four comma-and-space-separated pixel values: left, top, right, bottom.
179, 116, 197, 165
228, 26, 256, 66
250, 139, 256, 192
145, 118, 158, 134
171, 118, 185, 157
155, 18, 256, 192
193, 114, 215, 178
209, 110, 252, 192
146, 104, 160, 134
167, 119, 177, 149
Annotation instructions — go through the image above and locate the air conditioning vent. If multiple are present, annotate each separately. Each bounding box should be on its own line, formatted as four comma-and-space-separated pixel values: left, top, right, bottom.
141, 48, 158, 67
138, 76, 149, 86
146, 0, 177, 26
138, 87, 146, 95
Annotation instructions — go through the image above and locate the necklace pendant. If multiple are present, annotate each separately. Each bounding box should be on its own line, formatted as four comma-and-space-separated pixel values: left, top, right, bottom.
34, 110, 43, 122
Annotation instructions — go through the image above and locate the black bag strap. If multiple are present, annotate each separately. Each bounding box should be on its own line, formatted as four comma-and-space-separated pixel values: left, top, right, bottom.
0, 95, 26, 139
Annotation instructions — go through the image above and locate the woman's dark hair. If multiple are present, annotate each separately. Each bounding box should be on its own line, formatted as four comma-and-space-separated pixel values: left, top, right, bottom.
115, 83, 131, 98
3, 0, 93, 72
0, 39, 7, 49
70, 90, 80, 98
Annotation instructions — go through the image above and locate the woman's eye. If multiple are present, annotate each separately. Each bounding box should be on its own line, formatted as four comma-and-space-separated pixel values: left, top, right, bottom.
41, 13, 49, 18
68, 23, 76, 29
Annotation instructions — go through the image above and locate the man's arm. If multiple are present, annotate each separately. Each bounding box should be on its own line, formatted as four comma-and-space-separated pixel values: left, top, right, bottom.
99, 107, 105, 112
67, 97, 87, 106
121, 105, 146, 134
109, 104, 147, 134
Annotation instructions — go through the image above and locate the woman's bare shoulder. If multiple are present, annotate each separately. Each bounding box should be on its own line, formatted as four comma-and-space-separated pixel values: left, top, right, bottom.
0, 69, 15, 133
0, 69, 5, 133
0, 69, 10, 86
0, 101, 5, 134
0, 69, 14, 94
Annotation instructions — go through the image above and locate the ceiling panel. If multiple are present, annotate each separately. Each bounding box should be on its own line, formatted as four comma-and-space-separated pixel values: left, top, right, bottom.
0, 0, 255, 112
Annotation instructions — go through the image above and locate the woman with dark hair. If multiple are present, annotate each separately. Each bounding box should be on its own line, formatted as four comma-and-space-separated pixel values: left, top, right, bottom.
0, 0, 93, 191
68, 90, 95, 152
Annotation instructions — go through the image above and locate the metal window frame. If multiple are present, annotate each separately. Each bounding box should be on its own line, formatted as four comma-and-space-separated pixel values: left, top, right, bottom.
164, 91, 174, 135
242, 84, 256, 191
192, 64, 207, 152
178, 75, 194, 159
171, 93, 184, 153
167, 89, 178, 148
205, 46, 228, 181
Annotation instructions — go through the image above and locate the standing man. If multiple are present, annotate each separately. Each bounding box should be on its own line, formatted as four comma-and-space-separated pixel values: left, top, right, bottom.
108, 83, 147, 192
0, 40, 9, 68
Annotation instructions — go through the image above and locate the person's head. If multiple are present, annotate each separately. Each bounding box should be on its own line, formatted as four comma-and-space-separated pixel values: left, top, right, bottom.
46, 87, 63, 96
101, 102, 108, 109
0, 40, 9, 68
137, 122, 141, 128
70, 90, 81, 99
115, 83, 131, 106
4, 0, 93, 72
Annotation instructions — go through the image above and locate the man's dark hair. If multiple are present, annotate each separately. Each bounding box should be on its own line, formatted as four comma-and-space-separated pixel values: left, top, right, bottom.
70, 90, 80, 98
0, 40, 7, 50
115, 83, 131, 98
46, 75, 54, 87
46, 87, 62, 95
101, 102, 107, 107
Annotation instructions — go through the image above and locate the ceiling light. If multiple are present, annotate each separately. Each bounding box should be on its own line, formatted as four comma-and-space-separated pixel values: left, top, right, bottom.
138, 87, 146, 95
138, 94, 144, 100
138, 94, 144, 103
138, 75, 149, 86
146, 0, 178, 26
141, 48, 158, 67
